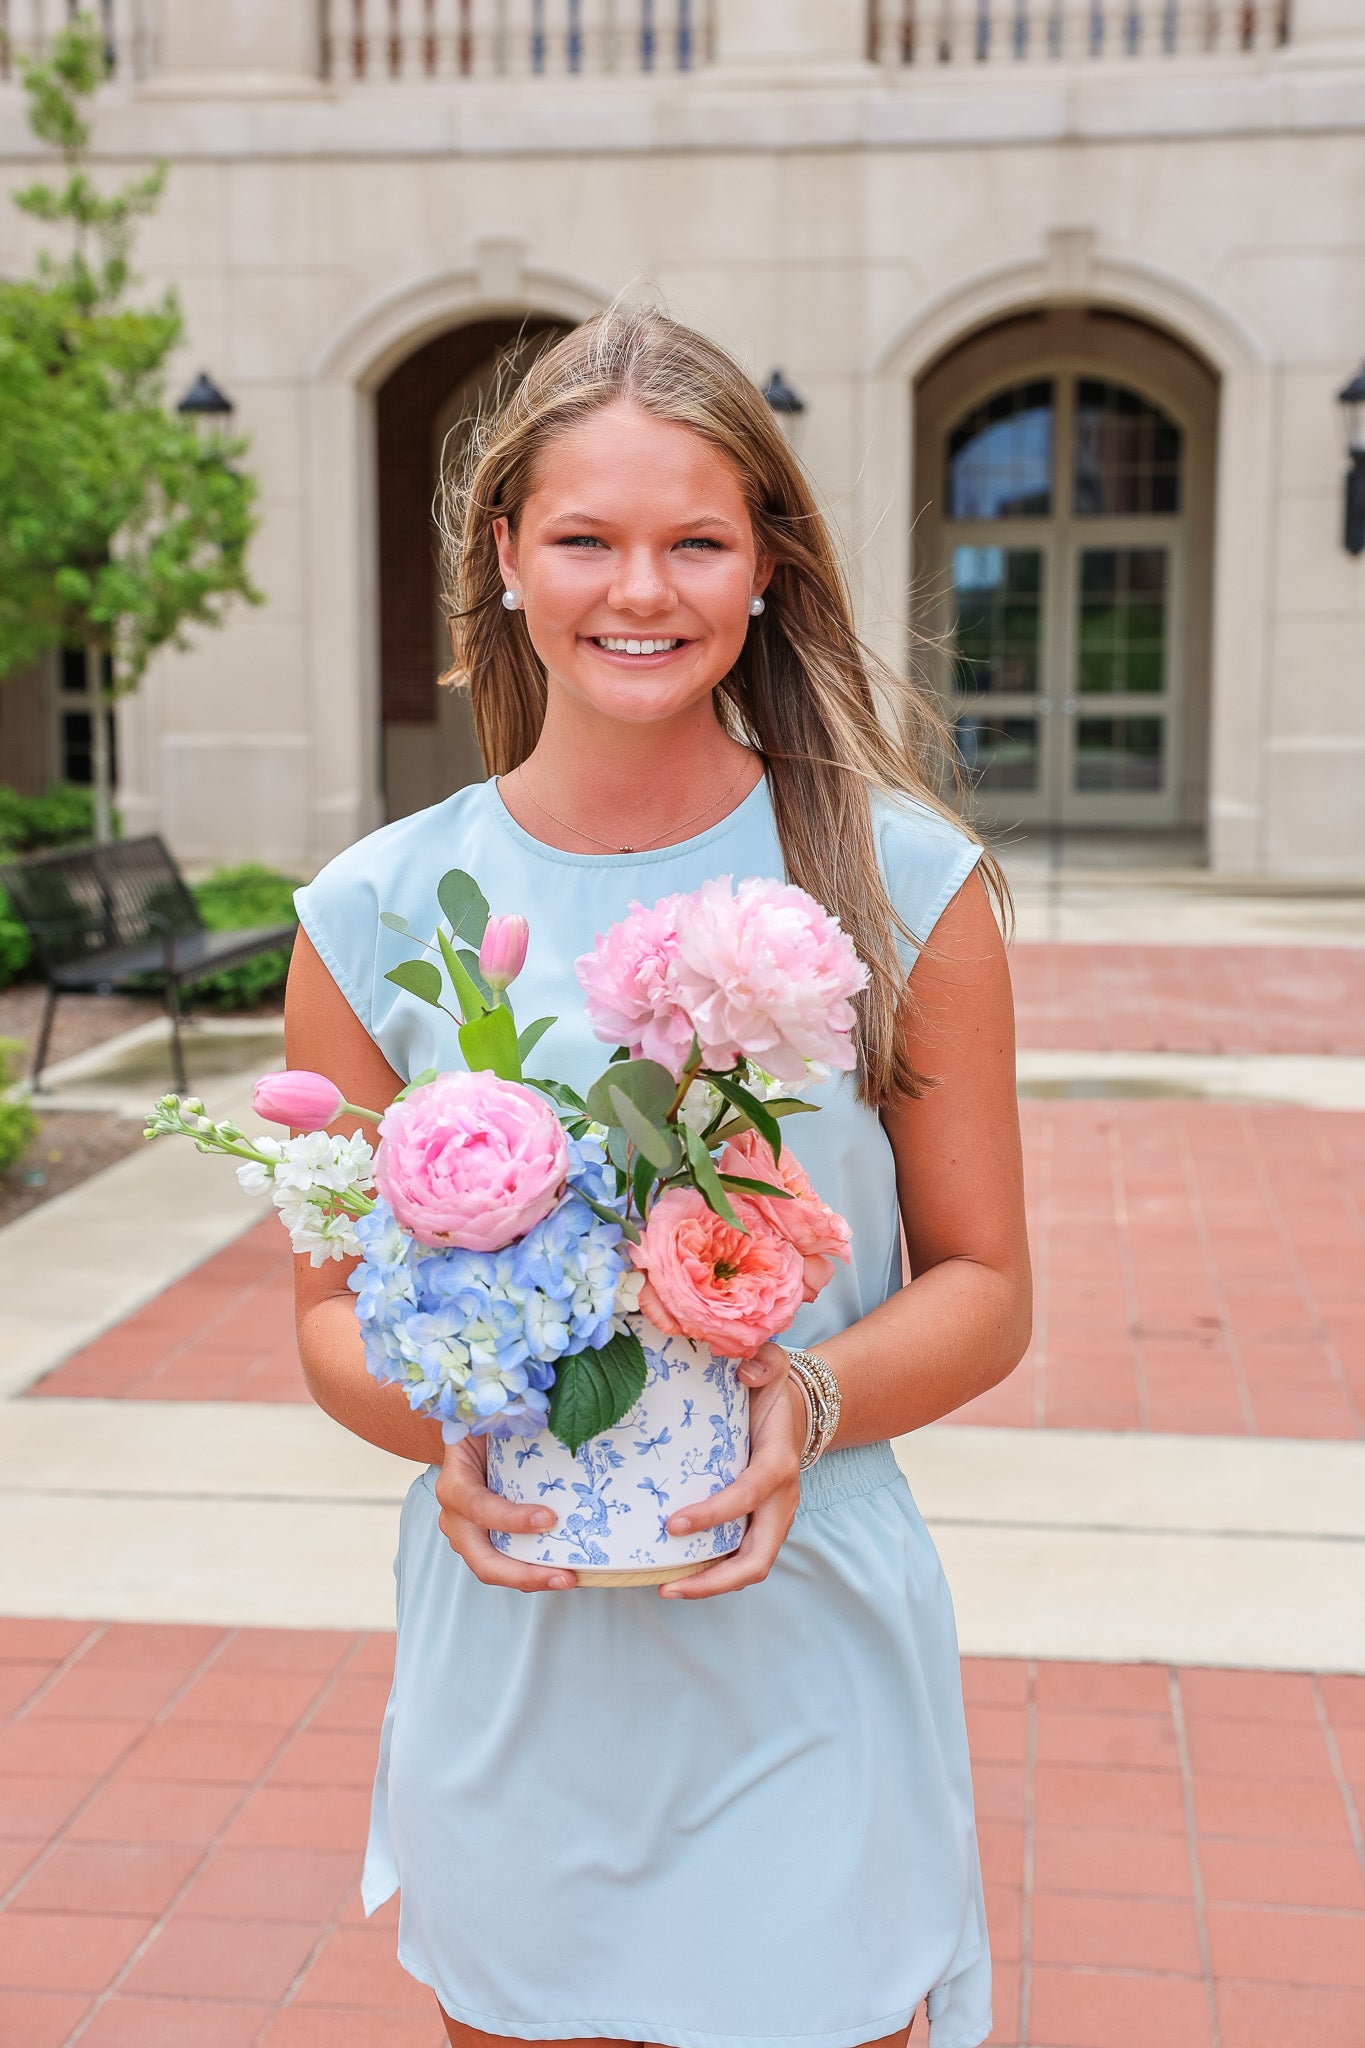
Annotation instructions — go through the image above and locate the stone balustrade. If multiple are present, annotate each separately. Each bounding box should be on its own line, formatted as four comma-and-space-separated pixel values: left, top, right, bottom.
868, 0, 1293, 66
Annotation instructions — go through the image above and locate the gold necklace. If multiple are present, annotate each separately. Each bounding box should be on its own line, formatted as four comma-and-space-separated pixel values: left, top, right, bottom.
514, 758, 754, 854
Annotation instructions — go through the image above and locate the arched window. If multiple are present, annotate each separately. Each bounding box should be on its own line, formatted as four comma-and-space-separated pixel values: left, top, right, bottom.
946, 380, 1054, 520
1073, 379, 1182, 515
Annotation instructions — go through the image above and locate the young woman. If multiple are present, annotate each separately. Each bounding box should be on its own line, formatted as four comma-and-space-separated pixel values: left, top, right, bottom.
287, 308, 1030, 2048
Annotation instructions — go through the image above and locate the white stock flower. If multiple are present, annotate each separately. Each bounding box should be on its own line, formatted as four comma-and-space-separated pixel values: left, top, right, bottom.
271, 1130, 375, 1200
677, 1079, 721, 1134
235, 1137, 286, 1196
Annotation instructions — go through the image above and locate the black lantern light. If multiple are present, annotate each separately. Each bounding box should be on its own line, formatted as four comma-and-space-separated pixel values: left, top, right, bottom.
1339, 360, 1365, 557
175, 370, 235, 436
761, 368, 806, 417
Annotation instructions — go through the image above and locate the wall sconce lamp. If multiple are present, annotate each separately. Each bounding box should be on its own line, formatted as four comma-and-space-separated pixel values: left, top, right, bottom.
761, 368, 806, 418
1339, 361, 1365, 556
175, 370, 236, 437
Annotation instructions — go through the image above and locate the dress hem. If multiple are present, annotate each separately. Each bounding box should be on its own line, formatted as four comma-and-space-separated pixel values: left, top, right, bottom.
401, 1946, 986, 2048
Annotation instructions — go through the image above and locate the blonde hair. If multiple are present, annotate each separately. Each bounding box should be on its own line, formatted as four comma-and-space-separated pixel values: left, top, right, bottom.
438, 306, 1005, 1109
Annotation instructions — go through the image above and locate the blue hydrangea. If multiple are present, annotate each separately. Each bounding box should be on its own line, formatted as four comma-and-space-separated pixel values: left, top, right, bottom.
347, 1166, 631, 1444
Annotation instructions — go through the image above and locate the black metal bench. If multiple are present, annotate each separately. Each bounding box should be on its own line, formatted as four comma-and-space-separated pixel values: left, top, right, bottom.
0, 834, 297, 1094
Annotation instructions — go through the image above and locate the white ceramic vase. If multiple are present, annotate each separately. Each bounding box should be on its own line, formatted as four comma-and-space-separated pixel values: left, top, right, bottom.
485, 1316, 750, 1585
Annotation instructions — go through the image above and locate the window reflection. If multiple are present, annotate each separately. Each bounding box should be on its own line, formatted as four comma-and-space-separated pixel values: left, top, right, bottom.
1074, 379, 1182, 516
951, 546, 1043, 697
1074, 716, 1165, 792
1077, 548, 1168, 697
947, 381, 1054, 520
954, 716, 1040, 794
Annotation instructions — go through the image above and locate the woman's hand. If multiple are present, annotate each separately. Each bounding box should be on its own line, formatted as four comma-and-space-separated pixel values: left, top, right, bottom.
434, 1432, 578, 1593
658, 1341, 805, 1600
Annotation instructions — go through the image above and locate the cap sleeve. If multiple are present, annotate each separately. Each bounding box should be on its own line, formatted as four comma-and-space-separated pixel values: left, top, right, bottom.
293, 845, 385, 1040
872, 793, 985, 975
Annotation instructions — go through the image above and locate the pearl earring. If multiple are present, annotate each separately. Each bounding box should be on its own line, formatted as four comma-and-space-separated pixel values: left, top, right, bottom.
501, 589, 522, 611
748, 595, 765, 617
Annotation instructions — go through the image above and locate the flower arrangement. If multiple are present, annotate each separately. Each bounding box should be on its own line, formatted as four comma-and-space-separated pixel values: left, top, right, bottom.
146, 867, 862, 1455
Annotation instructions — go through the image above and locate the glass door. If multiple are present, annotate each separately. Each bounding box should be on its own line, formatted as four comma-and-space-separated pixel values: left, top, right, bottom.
943, 372, 1185, 830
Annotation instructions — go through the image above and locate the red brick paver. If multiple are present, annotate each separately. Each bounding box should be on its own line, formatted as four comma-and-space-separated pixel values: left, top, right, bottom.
1009, 944, 1365, 1056
34, 1099, 1365, 1440
4, 1623, 1365, 2046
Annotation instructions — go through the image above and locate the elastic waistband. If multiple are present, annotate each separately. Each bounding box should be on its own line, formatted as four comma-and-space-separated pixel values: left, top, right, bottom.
795, 1437, 900, 1515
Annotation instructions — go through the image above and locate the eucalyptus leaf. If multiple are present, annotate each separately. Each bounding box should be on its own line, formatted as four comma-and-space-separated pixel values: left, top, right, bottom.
585, 1057, 674, 1129
548, 1329, 648, 1453
681, 1122, 743, 1231
378, 910, 411, 934
436, 869, 490, 946
384, 959, 443, 1006
608, 1085, 674, 1171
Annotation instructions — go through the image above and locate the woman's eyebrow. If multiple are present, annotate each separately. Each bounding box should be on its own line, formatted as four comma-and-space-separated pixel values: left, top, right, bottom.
544, 510, 741, 535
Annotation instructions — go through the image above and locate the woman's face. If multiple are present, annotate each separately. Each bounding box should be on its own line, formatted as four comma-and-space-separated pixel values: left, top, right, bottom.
493, 400, 771, 731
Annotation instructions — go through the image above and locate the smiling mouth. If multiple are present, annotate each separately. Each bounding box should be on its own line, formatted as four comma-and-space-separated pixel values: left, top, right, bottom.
588, 636, 688, 657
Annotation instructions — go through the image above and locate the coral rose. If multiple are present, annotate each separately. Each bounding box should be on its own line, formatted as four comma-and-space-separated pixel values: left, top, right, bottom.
375, 1072, 568, 1253
718, 1127, 851, 1304
631, 1187, 804, 1360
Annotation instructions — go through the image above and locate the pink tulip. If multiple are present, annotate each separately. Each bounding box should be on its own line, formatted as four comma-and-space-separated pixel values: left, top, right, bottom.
252, 1069, 345, 1127
479, 913, 529, 997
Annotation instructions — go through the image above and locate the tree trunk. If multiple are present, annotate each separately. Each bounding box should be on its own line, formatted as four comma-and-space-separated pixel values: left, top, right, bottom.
86, 637, 113, 844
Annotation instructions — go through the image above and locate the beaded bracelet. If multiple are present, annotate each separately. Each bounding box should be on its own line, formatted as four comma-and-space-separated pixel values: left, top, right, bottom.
786, 1347, 842, 1469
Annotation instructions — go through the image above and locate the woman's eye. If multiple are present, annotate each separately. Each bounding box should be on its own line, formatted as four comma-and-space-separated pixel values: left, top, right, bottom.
677, 537, 721, 551
557, 535, 606, 548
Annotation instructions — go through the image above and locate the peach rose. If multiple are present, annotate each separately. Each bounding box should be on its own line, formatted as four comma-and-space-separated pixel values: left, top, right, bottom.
718, 1128, 851, 1304
631, 1187, 804, 1360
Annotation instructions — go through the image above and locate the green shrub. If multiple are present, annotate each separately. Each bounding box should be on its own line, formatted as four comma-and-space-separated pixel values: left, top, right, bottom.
0, 1039, 38, 1176
0, 783, 116, 854
188, 863, 299, 1010
0, 893, 30, 986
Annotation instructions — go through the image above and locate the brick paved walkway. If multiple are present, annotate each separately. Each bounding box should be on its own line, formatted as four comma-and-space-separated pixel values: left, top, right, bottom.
1009, 945, 1365, 1056
34, 1099, 1365, 1440
2, 1622, 1363, 2048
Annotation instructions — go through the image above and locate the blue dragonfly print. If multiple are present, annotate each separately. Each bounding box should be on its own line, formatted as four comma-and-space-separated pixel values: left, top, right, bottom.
634, 1425, 672, 1460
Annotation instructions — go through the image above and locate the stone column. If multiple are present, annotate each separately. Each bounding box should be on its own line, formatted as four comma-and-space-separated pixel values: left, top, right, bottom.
154, 0, 320, 92
711, 0, 871, 70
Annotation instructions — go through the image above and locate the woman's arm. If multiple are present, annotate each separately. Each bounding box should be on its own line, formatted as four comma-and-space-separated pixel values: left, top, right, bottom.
819, 865, 1032, 1442
284, 926, 445, 1466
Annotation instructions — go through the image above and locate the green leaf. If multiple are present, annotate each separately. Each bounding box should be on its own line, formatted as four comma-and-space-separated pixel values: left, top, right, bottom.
607, 1084, 674, 1171
719, 1172, 795, 1199
577, 1191, 641, 1243
458, 1002, 520, 1081
384, 959, 443, 1006
585, 1058, 674, 1130
710, 1098, 818, 1143
524, 1075, 587, 1115
393, 1065, 438, 1101
456, 947, 494, 1007
436, 927, 489, 1023
681, 1122, 743, 1231
548, 1329, 648, 1453
631, 1146, 657, 1219
436, 869, 490, 946
517, 1016, 555, 1063
708, 1072, 784, 1162
378, 910, 411, 934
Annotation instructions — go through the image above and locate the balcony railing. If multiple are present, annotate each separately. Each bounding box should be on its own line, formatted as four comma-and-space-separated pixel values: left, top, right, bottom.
0, 0, 152, 82
320, 0, 713, 81
868, 0, 1293, 64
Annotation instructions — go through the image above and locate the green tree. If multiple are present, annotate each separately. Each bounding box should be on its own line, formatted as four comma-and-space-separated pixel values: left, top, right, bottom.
0, 15, 260, 842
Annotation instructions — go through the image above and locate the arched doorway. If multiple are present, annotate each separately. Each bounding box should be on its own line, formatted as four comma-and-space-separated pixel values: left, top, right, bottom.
913, 307, 1218, 835
375, 315, 571, 821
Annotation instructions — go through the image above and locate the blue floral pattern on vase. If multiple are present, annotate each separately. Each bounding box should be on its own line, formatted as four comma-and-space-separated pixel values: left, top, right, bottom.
485, 1317, 750, 1574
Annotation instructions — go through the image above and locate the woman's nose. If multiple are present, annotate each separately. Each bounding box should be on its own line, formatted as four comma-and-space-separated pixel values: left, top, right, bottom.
608, 549, 674, 617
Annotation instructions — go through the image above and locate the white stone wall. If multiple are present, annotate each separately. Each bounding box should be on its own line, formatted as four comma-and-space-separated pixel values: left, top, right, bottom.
0, 0, 1361, 878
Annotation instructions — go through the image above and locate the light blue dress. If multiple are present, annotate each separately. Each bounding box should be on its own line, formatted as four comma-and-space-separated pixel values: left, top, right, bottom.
294, 772, 992, 2048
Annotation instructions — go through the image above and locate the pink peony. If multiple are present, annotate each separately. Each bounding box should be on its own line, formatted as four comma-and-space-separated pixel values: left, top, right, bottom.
718, 1127, 851, 1304
575, 893, 696, 1078
670, 876, 868, 1085
374, 1071, 568, 1252
630, 1187, 805, 1360
253, 1069, 344, 1127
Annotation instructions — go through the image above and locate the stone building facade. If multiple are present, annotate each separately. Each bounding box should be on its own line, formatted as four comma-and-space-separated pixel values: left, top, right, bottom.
1, 0, 1362, 878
